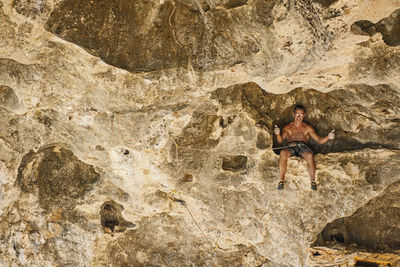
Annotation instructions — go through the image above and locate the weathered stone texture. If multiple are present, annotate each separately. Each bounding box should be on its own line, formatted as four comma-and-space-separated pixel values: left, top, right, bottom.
100, 200, 135, 232
0, 85, 19, 110
45, 0, 266, 72
46, 0, 188, 72
222, 154, 247, 171
16, 145, 99, 212
0, 0, 400, 266
314, 0, 339, 7
94, 213, 269, 266
212, 82, 400, 153
376, 8, 400, 46
317, 181, 400, 249
12, 0, 51, 19
353, 9, 400, 46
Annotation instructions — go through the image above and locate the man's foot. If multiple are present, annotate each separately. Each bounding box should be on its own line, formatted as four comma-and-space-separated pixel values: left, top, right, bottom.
311, 181, 317, 191
278, 180, 285, 190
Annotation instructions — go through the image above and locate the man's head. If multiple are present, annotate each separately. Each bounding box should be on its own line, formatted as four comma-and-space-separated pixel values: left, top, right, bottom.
293, 104, 306, 122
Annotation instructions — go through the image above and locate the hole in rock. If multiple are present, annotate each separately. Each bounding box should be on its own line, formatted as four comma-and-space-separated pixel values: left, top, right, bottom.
182, 173, 193, 182
314, 0, 338, 7
100, 201, 136, 233
100, 203, 120, 231
330, 233, 345, 243
222, 155, 247, 172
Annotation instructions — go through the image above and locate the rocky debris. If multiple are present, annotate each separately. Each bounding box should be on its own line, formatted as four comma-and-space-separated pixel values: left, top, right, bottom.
309, 246, 400, 266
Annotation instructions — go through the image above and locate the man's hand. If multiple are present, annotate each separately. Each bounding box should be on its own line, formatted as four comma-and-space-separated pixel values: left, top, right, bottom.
328, 130, 335, 140
274, 125, 280, 135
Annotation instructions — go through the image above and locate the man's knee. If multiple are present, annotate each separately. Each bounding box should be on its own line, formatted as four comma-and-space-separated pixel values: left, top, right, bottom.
302, 152, 314, 161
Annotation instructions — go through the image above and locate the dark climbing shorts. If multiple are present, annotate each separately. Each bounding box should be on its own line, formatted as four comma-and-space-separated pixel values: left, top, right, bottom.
284, 142, 313, 157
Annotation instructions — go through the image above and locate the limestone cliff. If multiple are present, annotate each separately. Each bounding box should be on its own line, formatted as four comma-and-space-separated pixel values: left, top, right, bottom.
0, 0, 400, 266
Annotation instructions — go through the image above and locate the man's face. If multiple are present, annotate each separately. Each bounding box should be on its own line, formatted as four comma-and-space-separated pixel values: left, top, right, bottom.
293, 108, 305, 122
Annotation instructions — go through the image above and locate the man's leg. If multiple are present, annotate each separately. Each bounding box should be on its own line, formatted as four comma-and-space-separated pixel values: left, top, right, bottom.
301, 152, 317, 190
278, 150, 291, 189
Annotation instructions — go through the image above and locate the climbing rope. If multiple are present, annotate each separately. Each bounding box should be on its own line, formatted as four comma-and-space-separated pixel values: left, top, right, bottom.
169, 134, 218, 251
272, 144, 298, 150
175, 190, 215, 249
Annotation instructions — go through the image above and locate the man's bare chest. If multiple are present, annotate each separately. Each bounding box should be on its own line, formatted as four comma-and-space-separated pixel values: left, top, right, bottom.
288, 126, 308, 139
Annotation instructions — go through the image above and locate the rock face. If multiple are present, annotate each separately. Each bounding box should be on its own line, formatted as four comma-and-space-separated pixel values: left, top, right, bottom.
352, 8, 400, 46
222, 155, 248, 171
1, 0, 400, 266
16, 145, 99, 212
1, 145, 99, 265
45, 0, 263, 72
316, 181, 400, 249
100, 200, 135, 232
212, 82, 400, 153
0, 85, 19, 110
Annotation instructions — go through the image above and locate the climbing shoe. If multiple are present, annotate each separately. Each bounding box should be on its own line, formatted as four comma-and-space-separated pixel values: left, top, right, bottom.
311, 181, 317, 191
277, 180, 285, 190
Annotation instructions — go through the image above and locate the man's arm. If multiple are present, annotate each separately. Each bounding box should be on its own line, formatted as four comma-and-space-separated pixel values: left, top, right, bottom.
275, 125, 288, 144
308, 126, 334, 144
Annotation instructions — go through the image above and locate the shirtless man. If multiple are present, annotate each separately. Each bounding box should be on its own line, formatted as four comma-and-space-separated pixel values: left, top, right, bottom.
274, 104, 335, 190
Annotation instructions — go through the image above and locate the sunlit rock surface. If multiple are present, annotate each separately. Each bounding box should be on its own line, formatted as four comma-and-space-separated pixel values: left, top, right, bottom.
0, 0, 400, 266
